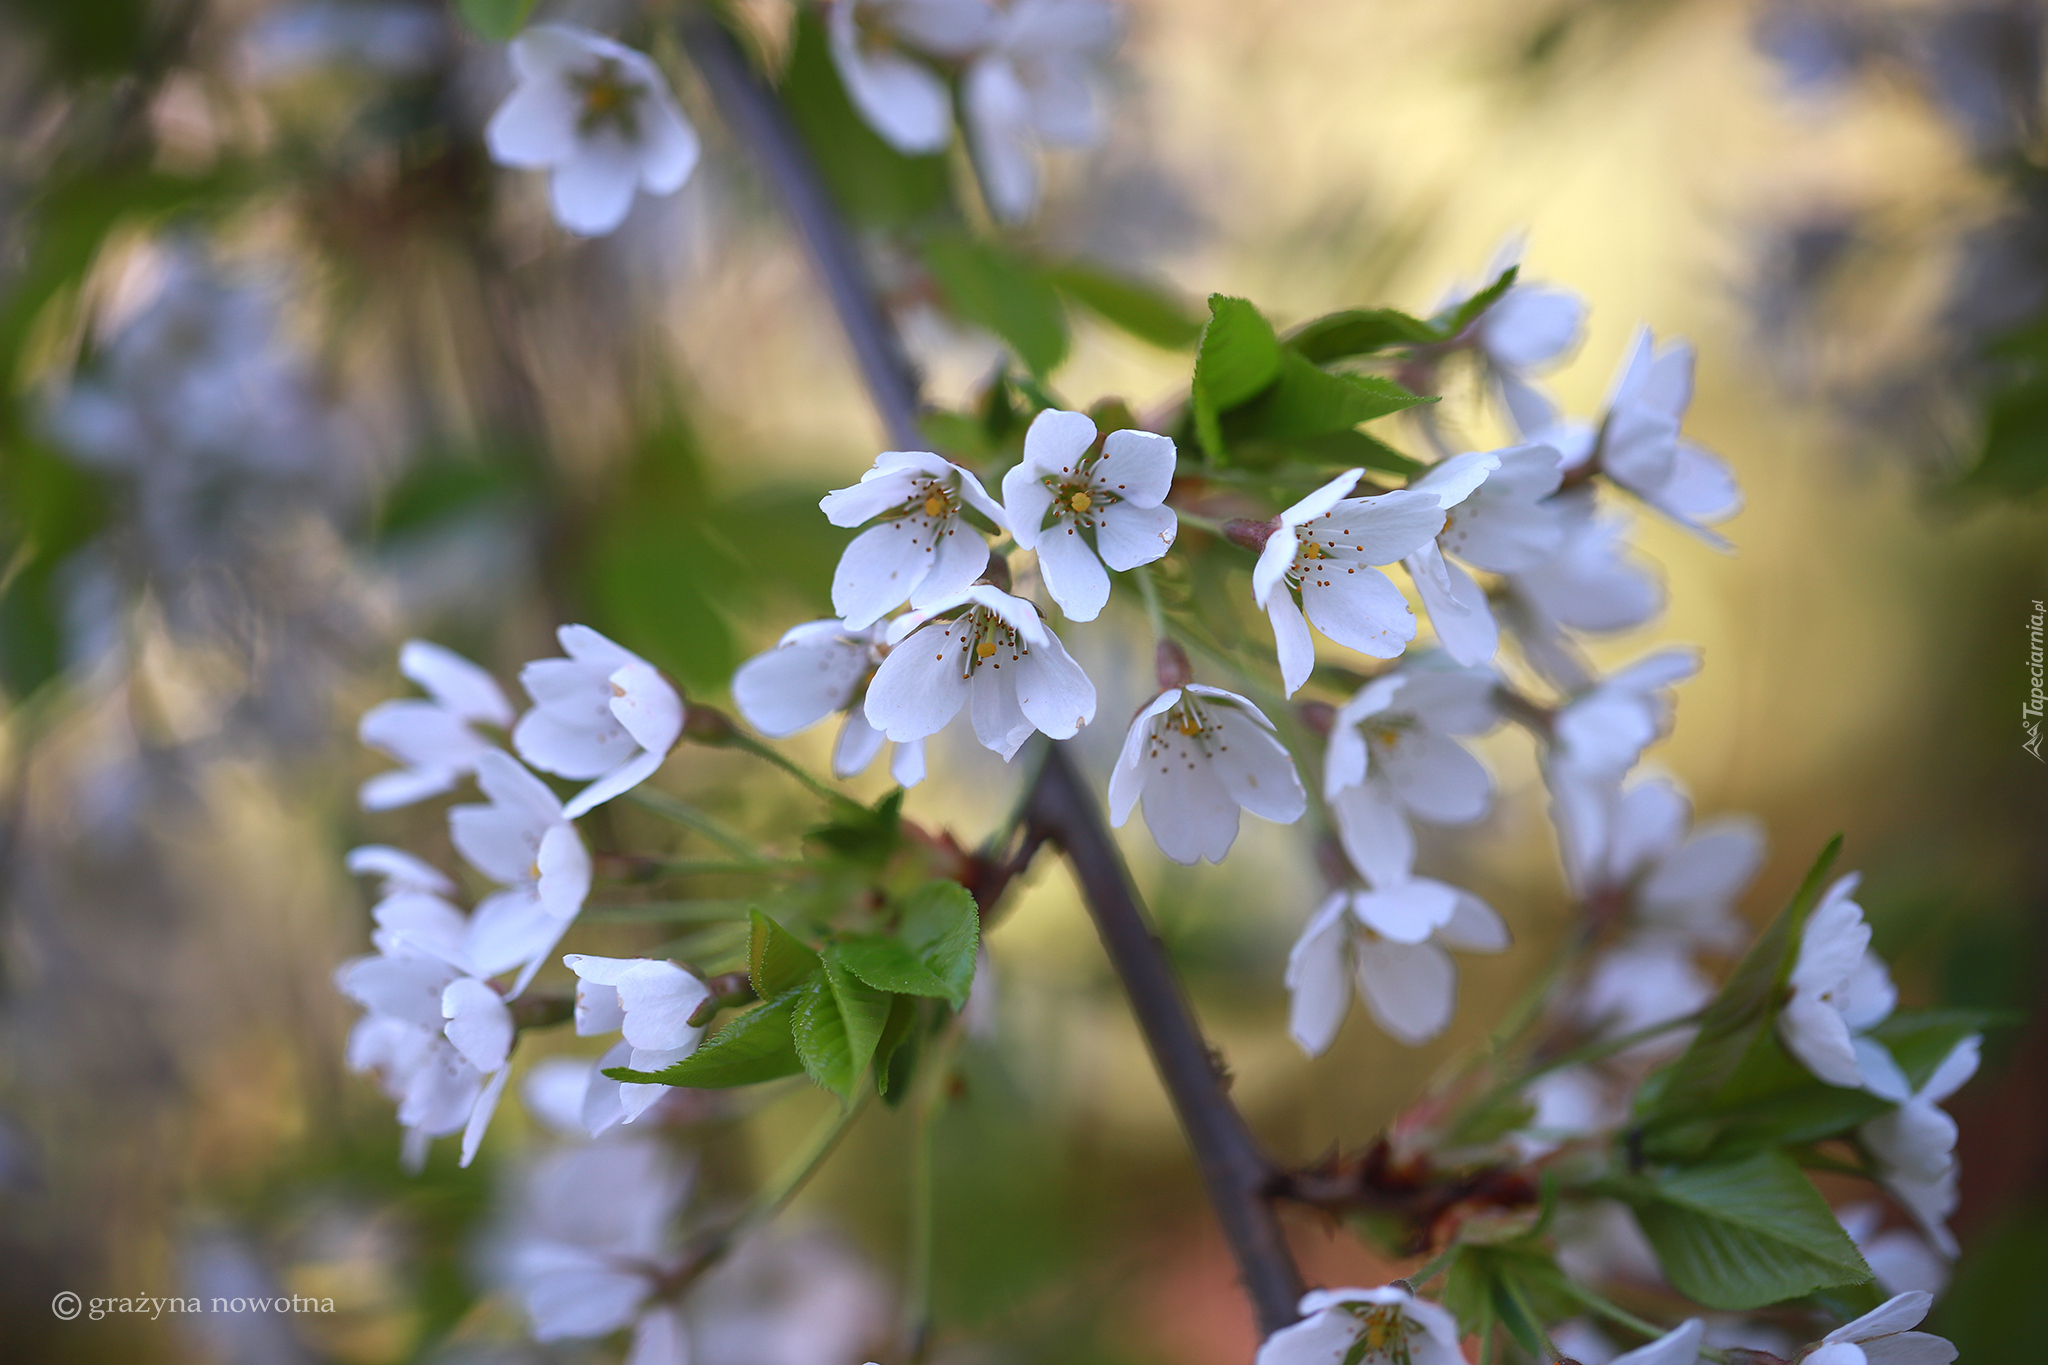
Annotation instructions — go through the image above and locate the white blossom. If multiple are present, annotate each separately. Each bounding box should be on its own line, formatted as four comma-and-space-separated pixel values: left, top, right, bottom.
731, 616, 927, 786
1499, 488, 1663, 690
1251, 469, 1447, 696
1000, 408, 1178, 622
1254, 1284, 1465, 1365
1107, 684, 1304, 865
1322, 659, 1499, 888
1837, 1203, 1949, 1297
1286, 882, 1509, 1052
449, 750, 593, 994
563, 954, 713, 1125
829, 0, 993, 154
513, 624, 683, 818
863, 584, 1095, 758
1605, 1319, 1706, 1365
687, 1229, 893, 1365
1402, 444, 1564, 665
1475, 280, 1587, 379
820, 450, 1008, 628
1797, 1291, 1957, 1365
357, 640, 514, 810
1590, 327, 1742, 544
963, 0, 1119, 221
1862, 1034, 1980, 1257
485, 25, 700, 236
1578, 937, 1714, 1049
506, 1134, 690, 1344
1552, 774, 1762, 950
1776, 874, 1901, 1093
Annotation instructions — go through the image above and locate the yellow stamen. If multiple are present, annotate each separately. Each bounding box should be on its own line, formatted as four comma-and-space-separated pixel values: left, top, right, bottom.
1070, 491, 1093, 513
976, 640, 999, 659
1301, 541, 1327, 559
924, 494, 947, 517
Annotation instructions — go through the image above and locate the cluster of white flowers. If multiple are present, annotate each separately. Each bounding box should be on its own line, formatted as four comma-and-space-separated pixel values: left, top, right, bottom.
340, 624, 692, 1166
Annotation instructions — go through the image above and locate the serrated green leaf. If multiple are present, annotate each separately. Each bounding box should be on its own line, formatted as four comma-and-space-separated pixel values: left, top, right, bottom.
874, 991, 922, 1102
897, 879, 979, 1006
749, 908, 822, 999
921, 234, 1069, 377
1193, 296, 1282, 460
607, 993, 804, 1088
835, 935, 955, 1003
456, 0, 537, 41
1269, 428, 1425, 476
1223, 350, 1431, 444
1286, 307, 1444, 363
1436, 264, 1519, 338
822, 947, 893, 1079
1625, 1150, 1870, 1309
780, 10, 951, 226
806, 789, 905, 866
1045, 263, 1203, 349
793, 975, 860, 1098
1646, 837, 1842, 1123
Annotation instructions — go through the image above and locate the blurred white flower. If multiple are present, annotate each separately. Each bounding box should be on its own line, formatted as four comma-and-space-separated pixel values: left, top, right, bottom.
1566, 774, 1764, 949
1837, 1203, 1949, 1297
1322, 660, 1499, 888
1285, 882, 1509, 1052
688, 1227, 893, 1365
512, 624, 683, 818
1499, 488, 1664, 689
1475, 280, 1587, 377
1402, 444, 1564, 665
829, 0, 993, 153
1608, 1319, 1706, 1365
1862, 1034, 1980, 1256
1776, 874, 1902, 1093
449, 751, 593, 994
506, 1135, 690, 1344
563, 954, 713, 1124
1797, 1291, 1957, 1365
1107, 684, 1304, 865
963, 0, 1119, 220
1590, 327, 1743, 545
1254, 1283, 1465, 1365
358, 640, 515, 810
336, 948, 509, 1169
863, 584, 1094, 758
1251, 469, 1446, 696
820, 450, 1008, 628
731, 616, 928, 787
1000, 408, 1178, 622
485, 25, 700, 236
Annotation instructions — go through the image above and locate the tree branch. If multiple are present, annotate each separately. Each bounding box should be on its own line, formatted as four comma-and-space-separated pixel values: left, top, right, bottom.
681, 11, 1306, 1338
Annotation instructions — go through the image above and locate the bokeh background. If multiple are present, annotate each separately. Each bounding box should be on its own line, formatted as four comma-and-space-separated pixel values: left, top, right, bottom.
1, 0, 2044, 1361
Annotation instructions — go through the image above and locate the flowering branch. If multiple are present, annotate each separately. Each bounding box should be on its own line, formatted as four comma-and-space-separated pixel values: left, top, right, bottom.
678, 7, 1306, 1336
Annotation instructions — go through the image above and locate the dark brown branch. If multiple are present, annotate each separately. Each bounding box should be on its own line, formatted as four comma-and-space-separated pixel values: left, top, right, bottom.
682, 13, 1306, 1337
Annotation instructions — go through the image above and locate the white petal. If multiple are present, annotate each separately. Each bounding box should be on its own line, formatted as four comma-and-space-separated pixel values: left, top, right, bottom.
1355, 937, 1457, 1045
833, 518, 935, 628
820, 461, 920, 527
634, 91, 700, 195
457, 1064, 511, 1168
359, 699, 489, 770
1608, 1318, 1702, 1365
1779, 997, 1865, 1089
400, 640, 513, 725
969, 663, 1033, 759
1267, 592, 1316, 696
626, 1306, 690, 1365
1093, 499, 1178, 571
1299, 564, 1416, 660
572, 977, 627, 1036
1011, 623, 1096, 739
831, 2, 956, 152
1920, 1034, 1982, 1106
1108, 691, 1181, 824
1824, 1292, 1934, 1345
608, 660, 683, 753
1479, 286, 1586, 371
1138, 736, 1242, 865
485, 77, 580, 169
1856, 1037, 1914, 1105
1284, 894, 1353, 1057
733, 628, 869, 737
1207, 705, 1306, 824
549, 137, 644, 236
1277, 468, 1365, 530
1314, 488, 1447, 563
1331, 781, 1414, 888
890, 736, 927, 786
359, 765, 461, 811
1410, 547, 1499, 666
865, 619, 973, 740
514, 705, 636, 779
833, 708, 888, 777
1035, 520, 1111, 621
348, 845, 456, 895
964, 55, 1038, 221
908, 511, 992, 608
1350, 879, 1458, 945
1021, 406, 1100, 478
1438, 892, 1511, 952
442, 977, 514, 1072
1093, 428, 1176, 506
561, 747, 665, 820
1000, 460, 1058, 551
1379, 728, 1492, 824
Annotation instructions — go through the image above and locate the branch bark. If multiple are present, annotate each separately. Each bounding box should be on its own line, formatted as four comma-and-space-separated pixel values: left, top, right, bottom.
681, 10, 1305, 1339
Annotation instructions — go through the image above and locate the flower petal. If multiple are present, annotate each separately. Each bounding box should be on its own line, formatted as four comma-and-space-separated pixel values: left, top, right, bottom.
1355, 937, 1457, 1045
1093, 499, 1178, 571
1035, 518, 1112, 621
1092, 428, 1176, 506
865, 619, 973, 741
1284, 893, 1353, 1057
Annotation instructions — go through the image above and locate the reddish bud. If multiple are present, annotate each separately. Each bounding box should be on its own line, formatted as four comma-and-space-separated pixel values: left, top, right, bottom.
1155, 639, 1193, 691
979, 552, 1013, 593
681, 705, 737, 745
1222, 516, 1279, 552
1297, 700, 1336, 737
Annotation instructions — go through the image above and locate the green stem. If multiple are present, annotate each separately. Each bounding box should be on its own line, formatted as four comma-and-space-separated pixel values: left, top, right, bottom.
624, 789, 764, 861
1174, 509, 1231, 540
1402, 1241, 1460, 1290
1133, 562, 1168, 641
1503, 1275, 1563, 1363
1558, 1278, 1670, 1343
582, 899, 756, 923
900, 1018, 964, 1362
726, 730, 846, 805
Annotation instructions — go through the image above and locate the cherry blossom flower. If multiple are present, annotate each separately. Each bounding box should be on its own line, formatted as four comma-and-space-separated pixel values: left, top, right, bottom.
336, 947, 510, 1169
1402, 444, 1564, 665
1000, 408, 1178, 621
1286, 881, 1510, 1051
732, 616, 928, 786
1603, 1319, 1706, 1365
1498, 488, 1663, 689
450, 751, 593, 994
505, 1134, 691, 1347
1837, 1204, 1949, 1297
484, 25, 700, 237
357, 640, 513, 810
829, 0, 994, 154
963, 0, 1119, 221
1254, 1284, 1465, 1365
1251, 469, 1447, 696
1578, 938, 1715, 1050
512, 624, 683, 818
1590, 327, 1743, 545
1474, 279, 1587, 384
1107, 684, 1304, 865
1322, 659, 1500, 888
1776, 874, 1902, 1093
1563, 775, 1764, 949
820, 451, 1008, 628
686, 1229, 894, 1365
862, 584, 1094, 758
1796, 1292, 1957, 1365
563, 954, 713, 1125
1862, 1034, 1980, 1256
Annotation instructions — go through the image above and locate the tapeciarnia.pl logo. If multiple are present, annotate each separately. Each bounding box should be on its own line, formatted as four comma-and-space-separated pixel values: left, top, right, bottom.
2026, 599, 2045, 762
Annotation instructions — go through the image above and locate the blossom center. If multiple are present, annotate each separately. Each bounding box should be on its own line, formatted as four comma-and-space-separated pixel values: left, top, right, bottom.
933, 608, 1029, 680
924, 494, 947, 517
1070, 491, 1092, 512
571, 59, 646, 139
1340, 1304, 1420, 1362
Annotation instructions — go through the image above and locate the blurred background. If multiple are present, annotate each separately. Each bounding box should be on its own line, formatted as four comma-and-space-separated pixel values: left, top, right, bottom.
1, 0, 2044, 1361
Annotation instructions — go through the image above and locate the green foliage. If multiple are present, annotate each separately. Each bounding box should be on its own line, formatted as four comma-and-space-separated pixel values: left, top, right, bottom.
806, 789, 905, 867
920, 233, 1070, 378
609, 992, 806, 1087
1286, 307, 1443, 363
793, 968, 889, 1100
749, 907, 822, 999
1224, 351, 1429, 444
455, 0, 537, 42
1959, 317, 2048, 495
873, 991, 923, 1102
1442, 1246, 1578, 1349
1620, 1150, 1870, 1309
834, 879, 980, 1009
781, 10, 952, 227
1044, 263, 1204, 349
1435, 264, 1518, 338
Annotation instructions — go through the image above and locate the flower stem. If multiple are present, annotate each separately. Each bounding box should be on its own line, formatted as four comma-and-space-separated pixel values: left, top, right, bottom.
1134, 562, 1168, 641
1558, 1277, 1671, 1342
624, 788, 764, 861
899, 1016, 963, 1362
725, 729, 846, 805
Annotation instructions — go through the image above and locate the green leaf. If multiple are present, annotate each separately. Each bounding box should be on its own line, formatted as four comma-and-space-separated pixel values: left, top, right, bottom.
1267, 428, 1425, 477
793, 976, 861, 1098
1223, 350, 1431, 443
805, 789, 905, 865
1193, 296, 1283, 460
920, 234, 1069, 377
823, 948, 894, 1078
607, 993, 804, 1087
1286, 307, 1444, 363
1624, 1150, 1870, 1309
455, 0, 537, 41
835, 936, 956, 1005
1045, 264, 1203, 349
897, 879, 980, 1006
780, 10, 952, 226
1646, 836, 1842, 1124
749, 908, 822, 999
1870, 1008, 2005, 1090
1435, 264, 1519, 338
874, 992, 923, 1102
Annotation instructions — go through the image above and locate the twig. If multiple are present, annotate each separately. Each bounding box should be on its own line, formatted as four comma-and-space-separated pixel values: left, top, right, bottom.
683, 12, 1306, 1337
